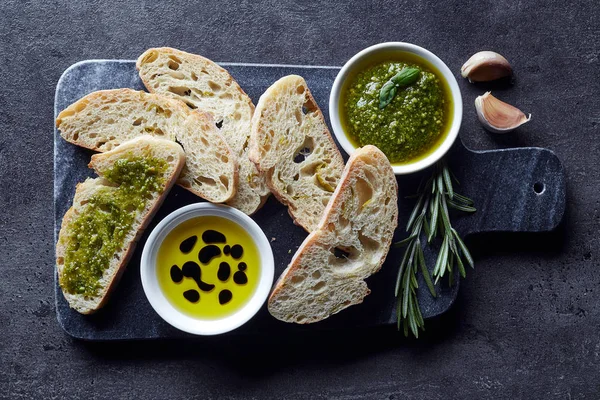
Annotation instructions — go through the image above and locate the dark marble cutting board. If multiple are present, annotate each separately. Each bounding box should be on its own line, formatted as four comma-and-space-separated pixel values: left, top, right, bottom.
54, 60, 566, 340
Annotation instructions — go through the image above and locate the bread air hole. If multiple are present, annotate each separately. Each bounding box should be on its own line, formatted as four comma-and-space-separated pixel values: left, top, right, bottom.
191, 72, 198, 81
216, 120, 223, 129
294, 109, 303, 125
169, 71, 185, 80
194, 176, 216, 187
329, 246, 361, 271
293, 137, 315, 163
302, 97, 317, 115
167, 60, 180, 71
310, 281, 326, 293
358, 232, 380, 252
140, 50, 158, 64
291, 274, 305, 286
355, 177, 373, 210
207, 80, 222, 92
132, 117, 143, 126
296, 315, 307, 323
168, 86, 192, 97
219, 175, 229, 188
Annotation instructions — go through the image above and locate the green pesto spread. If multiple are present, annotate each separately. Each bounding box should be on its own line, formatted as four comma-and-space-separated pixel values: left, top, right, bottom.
342, 61, 451, 164
61, 156, 168, 296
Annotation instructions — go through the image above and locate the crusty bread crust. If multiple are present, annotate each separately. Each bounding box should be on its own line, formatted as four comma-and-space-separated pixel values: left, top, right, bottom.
136, 47, 270, 215
249, 75, 345, 232
56, 88, 237, 204
268, 145, 399, 324
56, 136, 185, 314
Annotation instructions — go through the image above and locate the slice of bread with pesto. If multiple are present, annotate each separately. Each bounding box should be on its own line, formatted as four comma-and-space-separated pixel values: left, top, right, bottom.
56, 88, 237, 204
56, 136, 185, 314
136, 47, 270, 215
249, 75, 345, 232
268, 145, 398, 324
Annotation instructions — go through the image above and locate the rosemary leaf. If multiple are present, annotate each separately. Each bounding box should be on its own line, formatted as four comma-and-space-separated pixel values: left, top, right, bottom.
453, 193, 475, 206
423, 214, 431, 238
406, 193, 424, 231
408, 301, 418, 337
433, 235, 447, 277
443, 163, 454, 200
447, 200, 477, 212
440, 192, 452, 233
418, 245, 436, 297
414, 297, 424, 326
436, 235, 449, 281
437, 173, 445, 201
395, 241, 413, 295
394, 234, 417, 248
452, 228, 474, 268
402, 263, 412, 318
456, 251, 466, 278
410, 266, 419, 291
429, 191, 439, 242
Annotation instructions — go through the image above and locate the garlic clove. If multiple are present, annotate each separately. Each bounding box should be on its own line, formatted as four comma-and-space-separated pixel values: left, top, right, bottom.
475, 92, 531, 133
461, 51, 512, 82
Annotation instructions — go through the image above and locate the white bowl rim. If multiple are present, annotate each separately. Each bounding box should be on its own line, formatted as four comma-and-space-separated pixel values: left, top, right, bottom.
329, 42, 463, 175
140, 202, 274, 336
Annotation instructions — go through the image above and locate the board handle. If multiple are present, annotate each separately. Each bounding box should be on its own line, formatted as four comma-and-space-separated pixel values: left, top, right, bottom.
449, 140, 566, 236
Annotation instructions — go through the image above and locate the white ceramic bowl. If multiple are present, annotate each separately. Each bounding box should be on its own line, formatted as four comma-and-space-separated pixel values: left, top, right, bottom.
140, 203, 274, 335
329, 42, 463, 175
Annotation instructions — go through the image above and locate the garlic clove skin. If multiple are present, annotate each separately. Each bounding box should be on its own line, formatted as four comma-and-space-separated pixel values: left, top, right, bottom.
461, 51, 512, 82
475, 92, 531, 133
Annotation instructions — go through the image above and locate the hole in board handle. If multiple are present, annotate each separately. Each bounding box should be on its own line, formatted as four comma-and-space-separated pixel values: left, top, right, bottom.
533, 182, 545, 195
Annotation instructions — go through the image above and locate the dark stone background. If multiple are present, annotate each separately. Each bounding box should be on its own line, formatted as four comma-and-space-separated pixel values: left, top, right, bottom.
0, 0, 598, 398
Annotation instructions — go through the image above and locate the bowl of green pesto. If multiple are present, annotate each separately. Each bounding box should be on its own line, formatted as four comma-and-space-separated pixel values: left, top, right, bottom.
329, 42, 462, 175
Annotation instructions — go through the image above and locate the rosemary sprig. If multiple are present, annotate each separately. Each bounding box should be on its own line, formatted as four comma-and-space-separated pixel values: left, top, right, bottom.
395, 160, 476, 338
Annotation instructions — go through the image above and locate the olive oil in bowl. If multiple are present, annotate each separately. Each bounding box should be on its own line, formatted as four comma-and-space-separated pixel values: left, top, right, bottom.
157, 215, 261, 320
141, 203, 274, 335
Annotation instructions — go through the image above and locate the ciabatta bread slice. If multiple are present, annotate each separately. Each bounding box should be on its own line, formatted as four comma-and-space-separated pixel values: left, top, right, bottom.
56, 136, 185, 314
249, 75, 345, 232
268, 145, 398, 324
56, 88, 237, 204
136, 47, 269, 215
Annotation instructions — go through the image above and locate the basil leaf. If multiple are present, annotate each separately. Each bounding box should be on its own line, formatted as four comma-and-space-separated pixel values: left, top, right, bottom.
378, 81, 397, 109
391, 67, 421, 87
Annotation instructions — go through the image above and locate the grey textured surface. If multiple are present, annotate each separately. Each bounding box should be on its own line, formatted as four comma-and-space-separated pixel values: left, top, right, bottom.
1, 0, 599, 398
54, 61, 565, 340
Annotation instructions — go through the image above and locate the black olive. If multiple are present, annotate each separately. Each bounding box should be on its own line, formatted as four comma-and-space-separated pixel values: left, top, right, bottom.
219, 290, 233, 305
198, 245, 221, 264
233, 271, 248, 285
170, 265, 183, 283
202, 230, 226, 244
230, 244, 243, 259
217, 262, 231, 282
183, 289, 200, 303
179, 235, 197, 254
